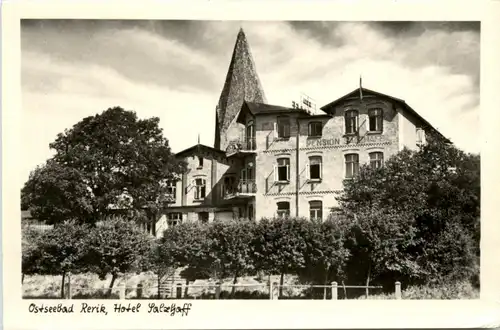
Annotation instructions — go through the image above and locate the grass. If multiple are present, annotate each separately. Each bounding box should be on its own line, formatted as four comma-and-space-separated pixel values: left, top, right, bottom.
355, 281, 479, 300
22, 273, 479, 300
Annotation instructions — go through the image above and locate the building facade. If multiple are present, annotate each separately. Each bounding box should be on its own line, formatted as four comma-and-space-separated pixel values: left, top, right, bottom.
156, 28, 444, 235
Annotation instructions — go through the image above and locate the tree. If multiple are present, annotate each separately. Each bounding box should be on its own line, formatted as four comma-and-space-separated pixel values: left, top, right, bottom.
85, 216, 153, 293
299, 217, 351, 298
252, 217, 310, 297
21, 161, 94, 224
337, 135, 480, 285
159, 222, 212, 296
207, 219, 256, 296
22, 107, 186, 225
21, 226, 45, 283
36, 221, 90, 298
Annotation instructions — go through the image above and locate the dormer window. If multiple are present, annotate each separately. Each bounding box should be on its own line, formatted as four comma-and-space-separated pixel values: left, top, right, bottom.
368, 108, 383, 132
345, 110, 359, 135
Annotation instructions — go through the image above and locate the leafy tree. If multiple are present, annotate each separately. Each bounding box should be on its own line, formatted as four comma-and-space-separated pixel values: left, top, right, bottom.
36, 221, 90, 298
337, 135, 480, 285
159, 222, 212, 296
21, 226, 45, 283
21, 161, 94, 224
207, 219, 256, 296
299, 217, 351, 298
85, 216, 153, 292
141, 239, 177, 298
22, 107, 186, 225
252, 217, 310, 297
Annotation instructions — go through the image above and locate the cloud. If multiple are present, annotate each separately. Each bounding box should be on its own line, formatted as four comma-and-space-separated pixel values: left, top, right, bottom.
21, 20, 480, 183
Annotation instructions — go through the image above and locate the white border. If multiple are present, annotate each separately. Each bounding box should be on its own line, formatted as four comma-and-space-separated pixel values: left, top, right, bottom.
3, 1, 500, 329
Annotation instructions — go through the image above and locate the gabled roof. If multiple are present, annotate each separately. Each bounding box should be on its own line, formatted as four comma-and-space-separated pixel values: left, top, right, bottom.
236, 101, 331, 124
175, 144, 226, 159
320, 87, 448, 140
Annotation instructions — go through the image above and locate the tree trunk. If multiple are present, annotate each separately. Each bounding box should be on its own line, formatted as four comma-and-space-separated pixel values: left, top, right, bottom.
108, 274, 117, 298
22, 273, 25, 285
323, 267, 329, 300
231, 271, 239, 298
279, 272, 285, 298
60, 272, 66, 299
157, 273, 162, 299
365, 262, 371, 299
184, 279, 190, 297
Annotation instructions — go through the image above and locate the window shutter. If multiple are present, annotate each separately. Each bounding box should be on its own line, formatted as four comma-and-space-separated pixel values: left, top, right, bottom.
306, 164, 310, 180
273, 165, 277, 182
286, 164, 290, 181
319, 163, 323, 179
273, 122, 278, 139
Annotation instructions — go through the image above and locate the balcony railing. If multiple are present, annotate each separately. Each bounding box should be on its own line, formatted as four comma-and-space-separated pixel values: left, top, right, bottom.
223, 179, 257, 199
226, 137, 257, 156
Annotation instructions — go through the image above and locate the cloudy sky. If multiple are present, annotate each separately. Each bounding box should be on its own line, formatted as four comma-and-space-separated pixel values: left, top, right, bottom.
21, 20, 479, 182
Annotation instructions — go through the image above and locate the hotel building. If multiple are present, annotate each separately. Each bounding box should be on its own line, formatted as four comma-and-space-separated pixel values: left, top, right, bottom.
155, 28, 445, 235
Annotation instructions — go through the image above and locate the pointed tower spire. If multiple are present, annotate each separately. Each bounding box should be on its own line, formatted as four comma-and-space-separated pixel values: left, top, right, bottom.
214, 28, 267, 150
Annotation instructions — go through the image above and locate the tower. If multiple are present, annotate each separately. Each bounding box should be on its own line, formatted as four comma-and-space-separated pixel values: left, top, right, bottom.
214, 28, 267, 151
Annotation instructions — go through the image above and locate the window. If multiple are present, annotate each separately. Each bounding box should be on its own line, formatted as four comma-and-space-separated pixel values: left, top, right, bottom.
309, 201, 323, 221
248, 204, 254, 220
246, 121, 255, 150
308, 122, 323, 137
223, 176, 236, 196
198, 212, 209, 223
307, 156, 322, 180
345, 153, 359, 178
276, 116, 291, 138
167, 213, 182, 227
368, 108, 383, 132
345, 110, 359, 135
194, 178, 206, 199
198, 156, 204, 168
166, 181, 176, 201
275, 158, 290, 182
369, 152, 384, 169
277, 202, 290, 218
416, 128, 426, 145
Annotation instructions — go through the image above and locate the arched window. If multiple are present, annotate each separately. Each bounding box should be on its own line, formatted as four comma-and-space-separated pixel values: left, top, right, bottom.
198, 156, 204, 168
345, 153, 359, 178
345, 110, 359, 135
369, 152, 384, 169
368, 108, 383, 132
194, 178, 206, 199
277, 202, 290, 218
309, 201, 323, 221
307, 156, 323, 180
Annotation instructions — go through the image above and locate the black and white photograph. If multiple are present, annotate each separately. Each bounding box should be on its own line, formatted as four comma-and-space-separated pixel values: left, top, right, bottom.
3, 2, 500, 329
19, 19, 481, 301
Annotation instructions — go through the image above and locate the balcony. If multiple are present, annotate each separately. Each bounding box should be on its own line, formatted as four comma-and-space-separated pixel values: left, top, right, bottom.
223, 179, 257, 199
226, 137, 257, 157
